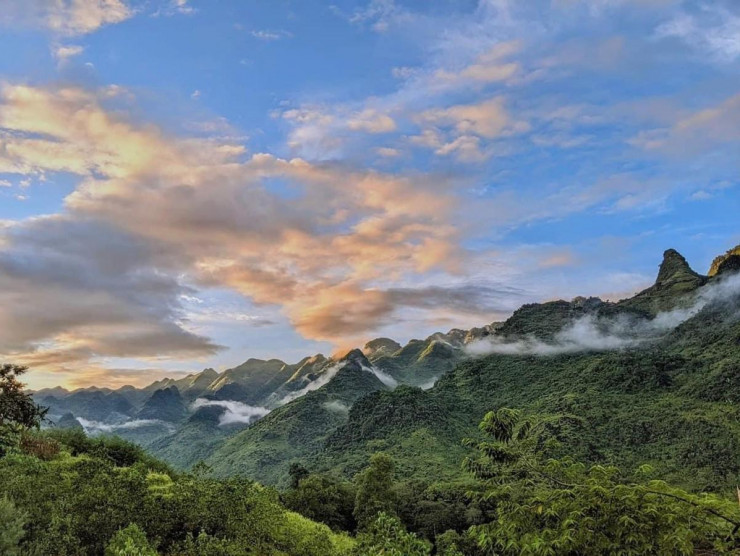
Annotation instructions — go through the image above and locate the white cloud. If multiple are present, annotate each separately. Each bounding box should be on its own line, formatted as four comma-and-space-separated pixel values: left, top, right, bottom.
376, 147, 400, 157
347, 109, 397, 133
52, 44, 84, 63
656, 5, 740, 62
43, 0, 132, 36
251, 29, 292, 41
191, 399, 270, 426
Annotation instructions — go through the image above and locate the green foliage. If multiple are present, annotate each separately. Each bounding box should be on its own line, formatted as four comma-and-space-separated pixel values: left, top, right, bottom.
0, 431, 354, 555
352, 513, 431, 556
289, 462, 310, 489
283, 472, 357, 532
0, 364, 48, 429
396, 480, 484, 541
464, 408, 740, 555
0, 495, 26, 556
354, 453, 398, 530
105, 524, 157, 556
434, 530, 479, 556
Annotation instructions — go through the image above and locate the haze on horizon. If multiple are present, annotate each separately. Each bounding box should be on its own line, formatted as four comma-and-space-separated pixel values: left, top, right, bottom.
0, 0, 738, 390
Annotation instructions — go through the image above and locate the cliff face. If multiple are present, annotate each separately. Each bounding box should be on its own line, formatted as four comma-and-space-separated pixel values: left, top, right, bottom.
708, 245, 740, 277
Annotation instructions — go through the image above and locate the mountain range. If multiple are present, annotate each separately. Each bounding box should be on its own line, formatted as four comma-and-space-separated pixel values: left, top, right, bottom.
35, 245, 740, 492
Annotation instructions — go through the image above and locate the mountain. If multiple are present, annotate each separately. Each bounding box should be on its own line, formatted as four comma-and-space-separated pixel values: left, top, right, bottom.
618, 248, 707, 314
33, 327, 473, 450
201, 349, 388, 484
32, 245, 740, 496
135, 386, 188, 422
40, 390, 134, 424
54, 412, 84, 430
708, 244, 740, 276
201, 247, 740, 493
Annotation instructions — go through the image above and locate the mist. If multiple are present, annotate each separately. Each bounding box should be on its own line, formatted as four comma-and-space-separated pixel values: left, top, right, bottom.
77, 418, 174, 434
322, 400, 350, 414
191, 399, 270, 426
467, 273, 740, 357
274, 362, 344, 406
361, 364, 398, 388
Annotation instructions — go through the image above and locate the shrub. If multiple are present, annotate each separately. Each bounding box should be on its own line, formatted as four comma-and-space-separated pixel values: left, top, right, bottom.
0, 495, 26, 556
105, 523, 157, 556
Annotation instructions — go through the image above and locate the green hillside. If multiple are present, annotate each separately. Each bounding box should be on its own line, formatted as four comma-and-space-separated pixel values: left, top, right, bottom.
204, 248, 740, 494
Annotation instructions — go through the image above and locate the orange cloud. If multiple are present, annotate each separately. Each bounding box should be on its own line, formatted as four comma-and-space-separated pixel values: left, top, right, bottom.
0, 83, 490, 378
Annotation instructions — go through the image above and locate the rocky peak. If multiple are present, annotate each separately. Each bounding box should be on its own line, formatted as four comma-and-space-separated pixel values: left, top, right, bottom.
137, 386, 187, 422
656, 249, 703, 287
363, 338, 402, 358
716, 255, 740, 276
708, 245, 740, 277
340, 348, 372, 369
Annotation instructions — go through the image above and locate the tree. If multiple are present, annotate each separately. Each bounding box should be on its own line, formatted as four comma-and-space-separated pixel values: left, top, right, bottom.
283, 473, 357, 531
0, 495, 26, 556
352, 512, 431, 556
464, 408, 740, 555
0, 364, 47, 429
105, 524, 157, 556
354, 453, 397, 530
289, 462, 310, 489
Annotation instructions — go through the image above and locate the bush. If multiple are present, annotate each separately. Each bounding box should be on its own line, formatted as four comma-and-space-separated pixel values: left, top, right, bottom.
19, 432, 60, 460
352, 512, 431, 556
105, 523, 157, 556
0, 495, 26, 556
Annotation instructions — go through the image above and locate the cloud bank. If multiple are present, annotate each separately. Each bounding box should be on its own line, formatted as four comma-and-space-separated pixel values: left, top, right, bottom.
191, 399, 270, 426
76, 418, 174, 434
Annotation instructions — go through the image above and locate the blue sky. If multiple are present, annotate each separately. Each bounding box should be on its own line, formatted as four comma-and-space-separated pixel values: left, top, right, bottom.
0, 0, 738, 388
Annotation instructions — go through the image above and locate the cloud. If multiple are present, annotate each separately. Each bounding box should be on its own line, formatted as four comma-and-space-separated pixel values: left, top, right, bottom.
0, 0, 134, 36
347, 109, 397, 133
346, 0, 404, 33
418, 97, 525, 139
52, 44, 84, 63
323, 400, 350, 414
386, 283, 525, 314
251, 29, 293, 41
376, 147, 400, 157
630, 93, 740, 155
77, 418, 174, 434
275, 363, 344, 405
157, 0, 196, 16
361, 364, 397, 388
412, 97, 529, 161
433, 40, 522, 85
0, 215, 222, 368
0, 83, 483, 379
191, 399, 270, 425
656, 4, 740, 63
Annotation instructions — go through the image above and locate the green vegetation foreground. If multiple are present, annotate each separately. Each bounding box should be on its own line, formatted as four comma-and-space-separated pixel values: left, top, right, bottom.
2, 364, 740, 554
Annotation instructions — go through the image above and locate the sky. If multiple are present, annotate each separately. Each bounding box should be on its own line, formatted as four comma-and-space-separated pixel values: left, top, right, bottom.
0, 0, 738, 389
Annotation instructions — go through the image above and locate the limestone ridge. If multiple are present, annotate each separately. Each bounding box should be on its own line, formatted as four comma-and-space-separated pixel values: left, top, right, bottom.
708, 245, 740, 277
619, 248, 706, 315
136, 386, 188, 422
655, 249, 705, 288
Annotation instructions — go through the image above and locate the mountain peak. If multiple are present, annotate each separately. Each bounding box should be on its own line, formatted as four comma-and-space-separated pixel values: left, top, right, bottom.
363, 337, 402, 358
341, 348, 371, 366
708, 245, 740, 277
655, 249, 702, 286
